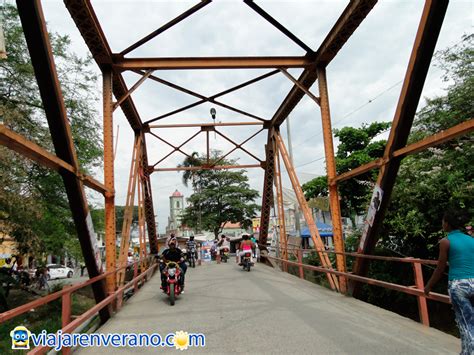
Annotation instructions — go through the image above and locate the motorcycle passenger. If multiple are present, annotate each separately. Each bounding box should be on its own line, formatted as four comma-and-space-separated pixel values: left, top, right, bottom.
217, 235, 230, 254
238, 235, 255, 265
186, 235, 198, 261
160, 238, 187, 291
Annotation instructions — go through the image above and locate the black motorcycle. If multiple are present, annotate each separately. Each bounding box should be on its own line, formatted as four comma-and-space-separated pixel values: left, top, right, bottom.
219, 248, 229, 263
241, 251, 253, 272
187, 247, 197, 268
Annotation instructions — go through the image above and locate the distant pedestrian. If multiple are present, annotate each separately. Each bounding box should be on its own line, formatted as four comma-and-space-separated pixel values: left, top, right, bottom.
80, 263, 86, 277
250, 235, 257, 258
37, 267, 50, 292
424, 209, 473, 355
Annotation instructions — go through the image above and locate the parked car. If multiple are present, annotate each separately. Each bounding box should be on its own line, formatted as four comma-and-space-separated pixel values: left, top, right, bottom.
46, 264, 74, 280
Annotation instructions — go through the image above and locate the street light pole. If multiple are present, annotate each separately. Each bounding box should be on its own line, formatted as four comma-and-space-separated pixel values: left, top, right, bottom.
286, 116, 301, 237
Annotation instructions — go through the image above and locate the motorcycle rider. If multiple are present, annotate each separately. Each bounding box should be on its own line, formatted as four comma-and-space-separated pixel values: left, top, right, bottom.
237, 234, 255, 265
186, 235, 198, 262
217, 234, 230, 255
165, 233, 179, 248
160, 238, 187, 292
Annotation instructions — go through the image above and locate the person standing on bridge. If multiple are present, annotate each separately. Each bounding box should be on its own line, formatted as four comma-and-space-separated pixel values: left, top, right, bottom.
424, 210, 473, 355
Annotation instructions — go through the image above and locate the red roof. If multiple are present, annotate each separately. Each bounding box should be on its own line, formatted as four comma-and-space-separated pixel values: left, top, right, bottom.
171, 189, 183, 197
222, 222, 242, 229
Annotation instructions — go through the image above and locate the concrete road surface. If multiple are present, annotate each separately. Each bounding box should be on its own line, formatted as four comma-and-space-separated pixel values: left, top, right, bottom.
75, 262, 460, 354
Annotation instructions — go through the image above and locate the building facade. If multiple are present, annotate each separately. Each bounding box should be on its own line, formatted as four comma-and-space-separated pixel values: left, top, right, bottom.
166, 189, 185, 236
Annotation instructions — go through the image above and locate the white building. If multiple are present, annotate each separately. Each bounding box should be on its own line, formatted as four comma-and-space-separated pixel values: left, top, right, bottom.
166, 190, 185, 236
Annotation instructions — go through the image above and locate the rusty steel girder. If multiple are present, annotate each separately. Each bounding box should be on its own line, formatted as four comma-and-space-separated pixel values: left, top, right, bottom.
64, 0, 142, 132
258, 130, 275, 253
334, 119, 474, 183
0, 125, 108, 195
113, 56, 312, 71
36, 0, 462, 304
140, 133, 159, 255
351, 0, 449, 295
17, 0, 110, 322
270, 0, 377, 129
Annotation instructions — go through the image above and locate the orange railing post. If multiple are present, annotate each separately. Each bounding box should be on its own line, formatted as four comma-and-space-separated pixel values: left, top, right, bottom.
297, 249, 304, 279
413, 261, 430, 326
133, 262, 139, 292
61, 285, 72, 355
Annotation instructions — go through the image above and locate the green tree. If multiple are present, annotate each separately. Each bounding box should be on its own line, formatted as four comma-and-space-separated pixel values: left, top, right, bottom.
90, 206, 139, 235
180, 152, 260, 238
380, 34, 474, 259
0, 4, 102, 259
302, 121, 390, 226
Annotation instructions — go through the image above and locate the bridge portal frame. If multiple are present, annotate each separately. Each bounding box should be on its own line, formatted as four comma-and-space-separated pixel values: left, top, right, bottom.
3, 0, 473, 313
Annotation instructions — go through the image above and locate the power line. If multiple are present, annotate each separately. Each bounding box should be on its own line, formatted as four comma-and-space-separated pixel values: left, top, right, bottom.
293, 80, 403, 150
292, 37, 466, 152
295, 156, 325, 169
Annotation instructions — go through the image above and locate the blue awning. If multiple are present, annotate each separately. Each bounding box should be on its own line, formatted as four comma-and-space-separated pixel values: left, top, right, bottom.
300, 222, 333, 238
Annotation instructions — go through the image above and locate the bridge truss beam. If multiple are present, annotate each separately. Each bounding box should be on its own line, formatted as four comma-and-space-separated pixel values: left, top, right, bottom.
351, 0, 450, 295
16, 0, 110, 322
65, 0, 159, 255
13, 0, 466, 309
0, 125, 108, 195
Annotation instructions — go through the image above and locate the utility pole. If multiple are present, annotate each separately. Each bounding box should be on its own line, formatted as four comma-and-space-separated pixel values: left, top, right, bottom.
286, 116, 301, 237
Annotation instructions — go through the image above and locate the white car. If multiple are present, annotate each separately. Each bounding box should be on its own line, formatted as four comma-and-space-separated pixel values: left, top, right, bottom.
46, 264, 74, 280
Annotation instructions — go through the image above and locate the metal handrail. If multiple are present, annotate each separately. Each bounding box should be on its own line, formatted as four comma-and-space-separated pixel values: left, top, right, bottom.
267, 255, 449, 303
0, 256, 155, 323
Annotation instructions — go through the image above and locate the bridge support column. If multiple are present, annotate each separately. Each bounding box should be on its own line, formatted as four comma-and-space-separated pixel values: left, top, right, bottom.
141, 134, 159, 255
258, 129, 275, 263
103, 69, 117, 296
117, 136, 141, 286
273, 136, 288, 270
275, 131, 339, 291
351, 0, 449, 296
317, 67, 347, 294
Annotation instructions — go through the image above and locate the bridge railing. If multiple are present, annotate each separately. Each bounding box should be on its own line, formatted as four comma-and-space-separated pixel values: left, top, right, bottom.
265, 246, 450, 327
0, 256, 158, 355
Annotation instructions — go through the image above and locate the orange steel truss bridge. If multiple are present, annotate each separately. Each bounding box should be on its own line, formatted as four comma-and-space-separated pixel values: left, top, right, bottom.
1, 0, 473, 326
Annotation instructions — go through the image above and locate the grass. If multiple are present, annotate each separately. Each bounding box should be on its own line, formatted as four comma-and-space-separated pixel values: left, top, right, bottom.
0, 286, 96, 355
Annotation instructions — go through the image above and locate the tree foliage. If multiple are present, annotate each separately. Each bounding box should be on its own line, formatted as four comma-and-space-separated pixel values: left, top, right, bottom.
380, 34, 474, 259
302, 121, 390, 223
179, 152, 260, 238
0, 4, 102, 259
302, 35, 473, 259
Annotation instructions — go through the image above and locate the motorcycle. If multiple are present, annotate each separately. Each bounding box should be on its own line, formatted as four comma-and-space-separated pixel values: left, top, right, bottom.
242, 251, 253, 272
162, 261, 182, 306
187, 247, 197, 268
210, 246, 217, 261
219, 247, 229, 263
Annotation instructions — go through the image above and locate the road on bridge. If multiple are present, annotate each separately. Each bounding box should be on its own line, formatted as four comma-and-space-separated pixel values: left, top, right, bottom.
77, 262, 459, 354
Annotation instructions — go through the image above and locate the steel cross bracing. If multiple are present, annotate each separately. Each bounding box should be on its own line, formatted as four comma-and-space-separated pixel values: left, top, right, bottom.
6, 0, 472, 310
